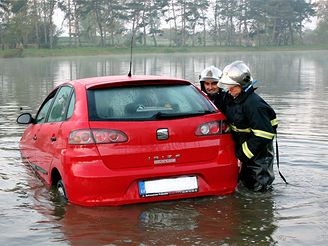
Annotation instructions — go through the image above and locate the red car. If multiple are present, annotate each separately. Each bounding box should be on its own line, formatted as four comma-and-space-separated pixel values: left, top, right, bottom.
17, 75, 238, 206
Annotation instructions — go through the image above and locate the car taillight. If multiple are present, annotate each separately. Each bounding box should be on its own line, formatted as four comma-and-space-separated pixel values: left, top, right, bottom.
195, 120, 229, 136
69, 129, 128, 144
92, 129, 128, 143
69, 129, 94, 144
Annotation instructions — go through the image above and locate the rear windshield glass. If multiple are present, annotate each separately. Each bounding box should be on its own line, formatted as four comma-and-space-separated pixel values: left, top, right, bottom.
87, 84, 216, 121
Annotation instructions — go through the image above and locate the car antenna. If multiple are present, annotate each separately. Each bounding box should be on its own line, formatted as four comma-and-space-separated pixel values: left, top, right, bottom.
128, 27, 135, 77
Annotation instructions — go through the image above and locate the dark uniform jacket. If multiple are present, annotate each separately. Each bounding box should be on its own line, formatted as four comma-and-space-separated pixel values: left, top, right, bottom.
223, 87, 278, 191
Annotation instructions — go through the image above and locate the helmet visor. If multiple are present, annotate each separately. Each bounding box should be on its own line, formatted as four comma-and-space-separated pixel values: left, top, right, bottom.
219, 73, 240, 86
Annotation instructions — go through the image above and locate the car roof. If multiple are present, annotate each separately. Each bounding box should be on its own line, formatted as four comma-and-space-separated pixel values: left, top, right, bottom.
67, 75, 191, 89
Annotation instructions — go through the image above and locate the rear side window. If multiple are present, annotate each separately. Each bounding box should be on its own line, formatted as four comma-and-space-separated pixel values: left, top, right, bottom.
87, 84, 216, 121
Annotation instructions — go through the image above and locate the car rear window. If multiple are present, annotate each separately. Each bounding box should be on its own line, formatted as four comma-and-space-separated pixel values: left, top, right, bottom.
87, 84, 216, 121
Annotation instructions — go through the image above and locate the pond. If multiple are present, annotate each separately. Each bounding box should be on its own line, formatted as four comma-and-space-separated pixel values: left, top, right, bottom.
1, 50, 328, 245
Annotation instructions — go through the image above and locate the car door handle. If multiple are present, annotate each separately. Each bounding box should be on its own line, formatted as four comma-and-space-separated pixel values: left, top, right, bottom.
50, 136, 57, 142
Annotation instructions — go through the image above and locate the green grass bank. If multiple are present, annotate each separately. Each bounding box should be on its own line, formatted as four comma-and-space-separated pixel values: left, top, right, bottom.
1, 44, 328, 58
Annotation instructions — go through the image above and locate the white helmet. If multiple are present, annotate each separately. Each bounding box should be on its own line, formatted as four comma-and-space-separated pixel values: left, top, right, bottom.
220, 61, 253, 88
199, 66, 222, 82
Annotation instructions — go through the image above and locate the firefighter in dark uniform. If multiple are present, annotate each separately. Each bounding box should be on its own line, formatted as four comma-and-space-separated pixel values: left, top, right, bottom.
219, 61, 278, 191
199, 66, 228, 112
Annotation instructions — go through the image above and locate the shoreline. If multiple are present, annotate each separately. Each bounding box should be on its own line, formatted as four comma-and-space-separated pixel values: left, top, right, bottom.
1, 45, 328, 58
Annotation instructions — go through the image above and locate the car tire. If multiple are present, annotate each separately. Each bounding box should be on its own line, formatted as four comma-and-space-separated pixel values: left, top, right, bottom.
57, 179, 68, 201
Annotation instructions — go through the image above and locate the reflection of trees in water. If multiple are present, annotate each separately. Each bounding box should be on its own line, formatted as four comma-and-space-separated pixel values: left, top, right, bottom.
0, 59, 57, 113
2, 51, 327, 115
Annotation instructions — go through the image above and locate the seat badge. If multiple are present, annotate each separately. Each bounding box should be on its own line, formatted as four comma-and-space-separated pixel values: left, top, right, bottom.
157, 128, 169, 140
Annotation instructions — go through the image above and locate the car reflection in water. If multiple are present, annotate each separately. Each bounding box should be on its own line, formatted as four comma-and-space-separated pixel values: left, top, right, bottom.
53, 200, 238, 245
46, 192, 276, 245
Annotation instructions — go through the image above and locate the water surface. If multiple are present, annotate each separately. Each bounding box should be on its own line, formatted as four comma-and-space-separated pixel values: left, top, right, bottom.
1, 50, 328, 245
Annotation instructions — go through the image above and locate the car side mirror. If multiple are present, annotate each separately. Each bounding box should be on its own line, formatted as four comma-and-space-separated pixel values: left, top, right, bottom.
17, 113, 34, 124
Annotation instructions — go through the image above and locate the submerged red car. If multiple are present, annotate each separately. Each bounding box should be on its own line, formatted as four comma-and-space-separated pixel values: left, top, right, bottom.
17, 75, 238, 206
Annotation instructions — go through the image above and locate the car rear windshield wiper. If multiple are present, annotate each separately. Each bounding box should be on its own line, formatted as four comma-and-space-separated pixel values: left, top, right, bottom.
152, 110, 215, 119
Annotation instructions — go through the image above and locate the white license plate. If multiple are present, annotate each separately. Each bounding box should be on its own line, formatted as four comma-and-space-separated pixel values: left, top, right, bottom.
139, 176, 198, 197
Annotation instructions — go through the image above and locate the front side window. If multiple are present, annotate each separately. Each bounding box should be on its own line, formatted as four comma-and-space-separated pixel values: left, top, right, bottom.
35, 90, 57, 124
87, 84, 216, 121
48, 86, 73, 123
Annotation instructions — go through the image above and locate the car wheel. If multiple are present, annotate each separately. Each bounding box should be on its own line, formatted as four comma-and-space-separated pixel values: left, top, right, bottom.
57, 180, 68, 201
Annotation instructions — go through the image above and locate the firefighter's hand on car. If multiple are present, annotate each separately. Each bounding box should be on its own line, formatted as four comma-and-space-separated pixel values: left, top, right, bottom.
238, 159, 242, 173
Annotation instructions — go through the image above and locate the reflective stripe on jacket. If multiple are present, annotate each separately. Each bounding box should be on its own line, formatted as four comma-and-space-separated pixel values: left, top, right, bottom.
224, 88, 277, 161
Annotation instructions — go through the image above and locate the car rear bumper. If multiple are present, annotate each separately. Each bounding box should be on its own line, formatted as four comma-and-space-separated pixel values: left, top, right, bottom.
65, 159, 238, 206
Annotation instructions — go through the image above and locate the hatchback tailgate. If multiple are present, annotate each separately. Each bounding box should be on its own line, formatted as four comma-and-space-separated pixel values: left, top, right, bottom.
89, 114, 227, 169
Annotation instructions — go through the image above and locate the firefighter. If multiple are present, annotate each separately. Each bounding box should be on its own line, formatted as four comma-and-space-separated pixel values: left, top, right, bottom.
199, 65, 228, 112
219, 60, 278, 191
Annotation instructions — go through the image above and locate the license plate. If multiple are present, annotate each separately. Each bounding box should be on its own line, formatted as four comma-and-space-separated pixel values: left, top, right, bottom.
139, 176, 198, 197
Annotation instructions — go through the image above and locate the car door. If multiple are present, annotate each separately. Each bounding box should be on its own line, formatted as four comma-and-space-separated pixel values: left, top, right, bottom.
33, 86, 73, 180
22, 89, 57, 178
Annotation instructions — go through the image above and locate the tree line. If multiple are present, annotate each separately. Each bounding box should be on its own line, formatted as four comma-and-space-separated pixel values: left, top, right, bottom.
0, 0, 327, 50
